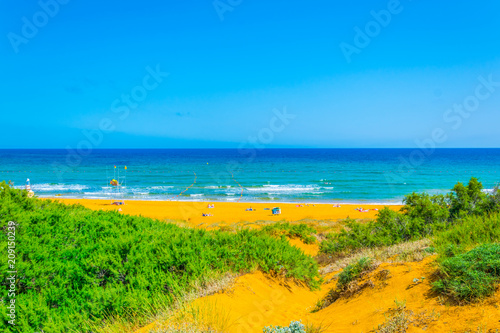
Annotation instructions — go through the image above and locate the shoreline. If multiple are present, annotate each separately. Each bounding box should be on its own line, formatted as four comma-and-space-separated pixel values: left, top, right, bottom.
51, 197, 403, 228
40, 195, 404, 206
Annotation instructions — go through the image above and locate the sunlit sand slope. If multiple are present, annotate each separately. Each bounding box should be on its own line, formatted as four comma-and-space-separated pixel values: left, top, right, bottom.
140, 256, 500, 332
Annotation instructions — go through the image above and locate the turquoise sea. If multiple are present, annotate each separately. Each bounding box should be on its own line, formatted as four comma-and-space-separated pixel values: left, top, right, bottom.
0, 149, 499, 204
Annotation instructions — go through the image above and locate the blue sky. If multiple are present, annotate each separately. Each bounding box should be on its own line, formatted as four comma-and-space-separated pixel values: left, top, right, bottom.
1, 0, 499, 148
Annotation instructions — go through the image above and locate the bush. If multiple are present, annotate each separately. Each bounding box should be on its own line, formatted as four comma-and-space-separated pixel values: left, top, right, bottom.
319, 208, 443, 255
434, 213, 500, 256
260, 222, 316, 244
337, 257, 373, 290
319, 178, 500, 256
263, 320, 306, 333
432, 243, 500, 302
0, 183, 319, 333
400, 192, 449, 224
432, 213, 500, 302
448, 177, 493, 218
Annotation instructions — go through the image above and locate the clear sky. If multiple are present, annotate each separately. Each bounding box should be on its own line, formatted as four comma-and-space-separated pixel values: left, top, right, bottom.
1, 0, 499, 148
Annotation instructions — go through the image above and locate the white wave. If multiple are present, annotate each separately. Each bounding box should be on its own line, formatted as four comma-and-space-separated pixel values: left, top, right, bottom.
19, 183, 89, 192
245, 184, 321, 194
148, 186, 174, 190
83, 192, 110, 196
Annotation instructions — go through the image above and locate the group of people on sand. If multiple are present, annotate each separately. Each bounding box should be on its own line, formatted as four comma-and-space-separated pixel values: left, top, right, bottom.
202, 204, 215, 217
202, 204, 283, 217
355, 207, 379, 213
200, 202, 380, 217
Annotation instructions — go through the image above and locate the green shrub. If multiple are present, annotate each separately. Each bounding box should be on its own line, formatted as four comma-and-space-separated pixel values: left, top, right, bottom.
0, 183, 319, 333
432, 243, 500, 302
260, 222, 316, 244
482, 185, 500, 215
448, 177, 493, 218
319, 178, 499, 256
319, 208, 443, 255
400, 192, 449, 224
432, 213, 500, 302
337, 257, 373, 290
434, 213, 500, 256
263, 320, 306, 333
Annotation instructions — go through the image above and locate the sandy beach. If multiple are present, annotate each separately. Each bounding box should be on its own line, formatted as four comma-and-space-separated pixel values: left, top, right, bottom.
53, 198, 402, 228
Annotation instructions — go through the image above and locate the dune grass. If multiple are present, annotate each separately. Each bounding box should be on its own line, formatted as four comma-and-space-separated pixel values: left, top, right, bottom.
433, 243, 500, 302
260, 222, 317, 244
432, 213, 500, 302
336, 257, 374, 290
0, 183, 319, 333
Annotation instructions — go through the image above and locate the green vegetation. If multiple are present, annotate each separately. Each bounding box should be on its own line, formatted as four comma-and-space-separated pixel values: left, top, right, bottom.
319, 208, 445, 255
432, 213, 500, 302
430, 184, 500, 302
433, 243, 500, 302
434, 213, 500, 256
312, 257, 375, 312
336, 257, 373, 290
319, 177, 500, 303
263, 320, 306, 333
260, 222, 316, 244
375, 299, 411, 333
320, 178, 500, 256
0, 183, 319, 333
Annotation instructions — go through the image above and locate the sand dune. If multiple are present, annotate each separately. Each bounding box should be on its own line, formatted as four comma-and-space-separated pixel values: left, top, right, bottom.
53, 199, 500, 332
138, 254, 500, 332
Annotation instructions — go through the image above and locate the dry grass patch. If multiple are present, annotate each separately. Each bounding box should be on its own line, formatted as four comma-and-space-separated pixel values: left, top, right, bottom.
89, 274, 236, 333
373, 299, 411, 333
319, 238, 433, 275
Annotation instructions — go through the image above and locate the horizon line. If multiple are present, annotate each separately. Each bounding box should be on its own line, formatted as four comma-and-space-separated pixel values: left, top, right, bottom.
1, 147, 500, 150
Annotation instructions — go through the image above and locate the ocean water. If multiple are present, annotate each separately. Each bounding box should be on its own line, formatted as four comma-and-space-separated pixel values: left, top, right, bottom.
0, 149, 499, 204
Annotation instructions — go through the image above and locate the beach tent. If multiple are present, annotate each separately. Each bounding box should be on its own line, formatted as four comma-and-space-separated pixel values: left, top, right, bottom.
272, 207, 281, 215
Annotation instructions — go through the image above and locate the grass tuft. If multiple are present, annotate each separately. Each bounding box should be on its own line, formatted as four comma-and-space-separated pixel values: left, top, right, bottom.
433, 243, 500, 302
260, 222, 317, 244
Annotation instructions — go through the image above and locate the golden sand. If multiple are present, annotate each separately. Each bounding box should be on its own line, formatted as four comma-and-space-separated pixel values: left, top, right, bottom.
139, 255, 500, 332
53, 198, 401, 228
53, 199, 500, 332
